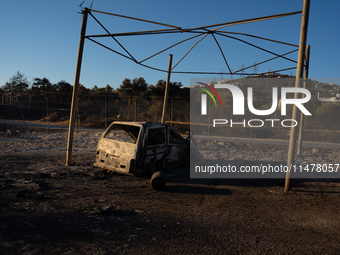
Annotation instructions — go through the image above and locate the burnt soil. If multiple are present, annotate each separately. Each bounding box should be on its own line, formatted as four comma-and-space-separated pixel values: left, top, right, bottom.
1, 149, 340, 254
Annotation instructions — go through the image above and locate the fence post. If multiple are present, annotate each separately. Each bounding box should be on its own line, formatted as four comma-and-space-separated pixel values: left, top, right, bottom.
134, 96, 137, 121
170, 98, 173, 126
105, 96, 107, 129
46, 96, 49, 134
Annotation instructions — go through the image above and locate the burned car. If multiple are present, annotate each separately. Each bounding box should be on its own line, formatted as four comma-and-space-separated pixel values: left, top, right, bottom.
94, 121, 190, 178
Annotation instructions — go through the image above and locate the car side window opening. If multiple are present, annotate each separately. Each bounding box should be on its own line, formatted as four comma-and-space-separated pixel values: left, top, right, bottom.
146, 128, 165, 146
169, 129, 187, 145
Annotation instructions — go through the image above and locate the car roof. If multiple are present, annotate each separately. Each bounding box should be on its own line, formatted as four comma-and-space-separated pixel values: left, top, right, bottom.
108, 121, 168, 128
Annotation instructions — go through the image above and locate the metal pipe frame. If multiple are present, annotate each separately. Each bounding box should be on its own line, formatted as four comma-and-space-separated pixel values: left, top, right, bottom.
181, 11, 302, 32
90, 9, 181, 29
284, 0, 310, 192
233, 49, 299, 74
161, 54, 173, 124
66, 8, 89, 166
66, 5, 309, 167
88, 12, 137, 63
85, 9, 303, 77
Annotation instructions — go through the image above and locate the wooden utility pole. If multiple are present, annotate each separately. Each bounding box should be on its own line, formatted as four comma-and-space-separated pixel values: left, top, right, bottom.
66, 8, 89, 165
161, 54, 173, 124
284, 0, 310, 191
297, 44, 310, 155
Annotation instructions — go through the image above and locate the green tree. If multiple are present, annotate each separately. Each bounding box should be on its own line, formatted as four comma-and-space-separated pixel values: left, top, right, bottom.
54, 80, 72, 93
79, 84, 90, 95
106, 84, 113, 94
2, 71, 29, 93
2, 82, 16, 93
117, 77, 148, 103
148, 80, 189, 98
91, 85, 107, 95
32, 77, 54, 92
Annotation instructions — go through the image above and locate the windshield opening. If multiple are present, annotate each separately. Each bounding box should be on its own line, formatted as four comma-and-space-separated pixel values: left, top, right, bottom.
104, 124, 141, 144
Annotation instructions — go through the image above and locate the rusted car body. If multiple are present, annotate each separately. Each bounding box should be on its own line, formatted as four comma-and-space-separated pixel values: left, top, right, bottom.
94, 121, 190, 176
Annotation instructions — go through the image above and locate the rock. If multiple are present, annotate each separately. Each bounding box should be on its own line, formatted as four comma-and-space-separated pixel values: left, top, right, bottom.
94, 205, 113, 214
6, 129, 19, 137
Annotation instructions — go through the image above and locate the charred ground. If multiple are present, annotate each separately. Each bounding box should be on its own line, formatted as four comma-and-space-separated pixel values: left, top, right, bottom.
1, 137, 340, 254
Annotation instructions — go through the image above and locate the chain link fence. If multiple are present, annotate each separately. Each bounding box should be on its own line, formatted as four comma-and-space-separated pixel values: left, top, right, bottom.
0, 91, 190, 128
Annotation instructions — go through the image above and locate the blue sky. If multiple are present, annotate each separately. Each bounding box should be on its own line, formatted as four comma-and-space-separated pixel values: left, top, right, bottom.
0, 0, 339, 90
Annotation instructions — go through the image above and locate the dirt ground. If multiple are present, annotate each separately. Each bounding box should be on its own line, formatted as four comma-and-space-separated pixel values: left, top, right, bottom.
1, 127, 340, 254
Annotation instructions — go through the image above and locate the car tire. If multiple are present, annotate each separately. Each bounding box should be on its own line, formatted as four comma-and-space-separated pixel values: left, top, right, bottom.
150, 171, 166, 191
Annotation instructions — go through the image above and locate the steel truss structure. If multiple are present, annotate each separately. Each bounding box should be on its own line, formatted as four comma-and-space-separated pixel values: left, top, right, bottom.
84, 9, 303, 76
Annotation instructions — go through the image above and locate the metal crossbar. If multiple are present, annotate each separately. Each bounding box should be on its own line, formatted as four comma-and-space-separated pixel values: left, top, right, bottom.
85, 8, 302, 76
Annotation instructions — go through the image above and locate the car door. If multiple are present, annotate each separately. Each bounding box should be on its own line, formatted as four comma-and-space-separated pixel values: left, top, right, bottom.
143, 126, 167, 169
165, 127, 189, 168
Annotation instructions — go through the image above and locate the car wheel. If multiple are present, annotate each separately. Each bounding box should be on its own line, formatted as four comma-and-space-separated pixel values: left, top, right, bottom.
150, 171, 166, 191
